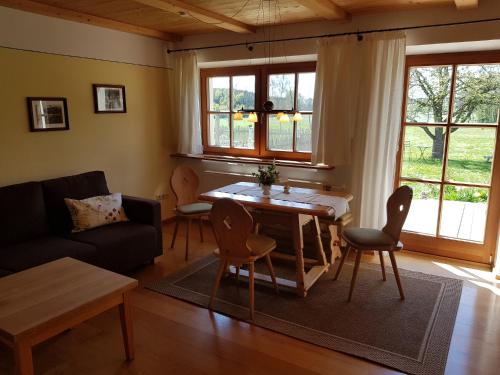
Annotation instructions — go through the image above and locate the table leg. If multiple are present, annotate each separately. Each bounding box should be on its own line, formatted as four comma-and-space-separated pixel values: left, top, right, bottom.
292, 214, 306, 297
119, 292, 135, 361
14, 341, 33, 375
310, 216, 328, 266
328, 223, 342, 263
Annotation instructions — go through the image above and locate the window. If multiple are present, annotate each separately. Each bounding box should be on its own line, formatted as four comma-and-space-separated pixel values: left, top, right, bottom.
201, 62, 316, 160
396, 52, 500, 264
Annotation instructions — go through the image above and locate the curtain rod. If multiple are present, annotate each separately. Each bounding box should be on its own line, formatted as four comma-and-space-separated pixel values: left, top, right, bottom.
167, 17, 500, 54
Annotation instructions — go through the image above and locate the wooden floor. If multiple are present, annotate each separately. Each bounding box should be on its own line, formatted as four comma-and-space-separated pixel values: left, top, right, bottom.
1, 222, 499, 375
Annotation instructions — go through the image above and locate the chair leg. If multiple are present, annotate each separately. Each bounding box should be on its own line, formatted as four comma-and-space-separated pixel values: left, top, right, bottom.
224, 263, 231, 278
185, 218, 191, 261
249, 262, 255, 320
333, 246, 351, 281
209, 259, 228, 310
235, 266, 240, 284
348, 249, 363, 302
388, 252, 405, 300
170, 216, 179, 249
378, 251, 387, 281
198, 218, 204, 243
264, 254, 279, 294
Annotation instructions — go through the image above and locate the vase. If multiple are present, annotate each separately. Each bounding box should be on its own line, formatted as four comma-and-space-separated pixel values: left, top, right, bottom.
262, 184, 272, 196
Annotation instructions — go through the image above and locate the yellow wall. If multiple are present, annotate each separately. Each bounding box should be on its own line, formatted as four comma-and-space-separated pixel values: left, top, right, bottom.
0, 47, 175, 203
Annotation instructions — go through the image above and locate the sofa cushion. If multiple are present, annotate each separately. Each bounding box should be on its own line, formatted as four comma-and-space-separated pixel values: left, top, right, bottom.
0, 236, 99, 272
42, 171, 110, 235
0, 182, 49, 247
70, 221, 156, 273
65, 193, 128, 232
0, 269, 12, 278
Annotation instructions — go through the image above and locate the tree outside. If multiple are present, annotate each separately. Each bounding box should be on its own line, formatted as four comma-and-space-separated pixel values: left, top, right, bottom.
402, 64, 499, 192
401, 63, 499, 241
406, 65, 500, 159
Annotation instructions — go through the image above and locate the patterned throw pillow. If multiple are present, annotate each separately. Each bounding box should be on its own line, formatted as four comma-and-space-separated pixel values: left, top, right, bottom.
64, 193, 128, 232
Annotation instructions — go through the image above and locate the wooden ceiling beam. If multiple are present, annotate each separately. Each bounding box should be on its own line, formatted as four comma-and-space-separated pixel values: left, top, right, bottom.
132, 0, 256, 34
454, 0, 479, 10
294, 0, 348, 21
0, 0, 181, 41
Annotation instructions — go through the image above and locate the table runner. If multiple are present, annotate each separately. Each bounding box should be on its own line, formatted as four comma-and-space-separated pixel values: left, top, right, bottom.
216, 184, 350, 217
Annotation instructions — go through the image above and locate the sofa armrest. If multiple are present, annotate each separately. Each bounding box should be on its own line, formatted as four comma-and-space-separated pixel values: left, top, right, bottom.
122, 195, 163, 256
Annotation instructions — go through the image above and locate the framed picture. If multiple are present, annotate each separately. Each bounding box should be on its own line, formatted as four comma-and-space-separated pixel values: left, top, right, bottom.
93, 84, 126, 113
27, 97, 69, 132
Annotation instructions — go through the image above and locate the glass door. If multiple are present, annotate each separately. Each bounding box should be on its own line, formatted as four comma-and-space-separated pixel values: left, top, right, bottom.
396, 53, 500, 264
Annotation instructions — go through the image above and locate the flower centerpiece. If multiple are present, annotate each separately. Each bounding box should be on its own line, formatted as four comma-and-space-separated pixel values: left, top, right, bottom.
252, 163, 279, 196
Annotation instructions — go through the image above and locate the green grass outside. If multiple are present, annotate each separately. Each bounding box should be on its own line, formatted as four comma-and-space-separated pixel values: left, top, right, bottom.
209, 116, 312, 151
210, 118, 496, 203
403, 181, 488, 203
401, 126, 495, 184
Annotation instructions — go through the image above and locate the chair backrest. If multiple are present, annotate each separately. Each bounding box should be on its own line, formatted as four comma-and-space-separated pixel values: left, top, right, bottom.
170, 166, 199, 206
210, 198, 253, 259
382, 185, 413, 242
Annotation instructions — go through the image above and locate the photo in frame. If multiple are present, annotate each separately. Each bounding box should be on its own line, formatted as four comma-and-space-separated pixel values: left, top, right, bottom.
93, 84, 126, 113
27, 97, 69, 132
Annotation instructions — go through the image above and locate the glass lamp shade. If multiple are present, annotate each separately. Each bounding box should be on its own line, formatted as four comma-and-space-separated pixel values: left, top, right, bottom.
233, 112, 243, 121
279, 113, 290, 123
247, 112, 258, 123
292, 112, 303, 122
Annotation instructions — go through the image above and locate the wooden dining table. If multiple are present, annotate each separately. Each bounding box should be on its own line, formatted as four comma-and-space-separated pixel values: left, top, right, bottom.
199, 182, 353, 297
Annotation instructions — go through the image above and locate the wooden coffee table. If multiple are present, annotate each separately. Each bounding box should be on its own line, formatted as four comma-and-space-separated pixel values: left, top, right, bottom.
0, 257, 138, 375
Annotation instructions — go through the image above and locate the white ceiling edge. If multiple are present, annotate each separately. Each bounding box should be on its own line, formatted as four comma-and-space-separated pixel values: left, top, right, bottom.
406, 39, 500, 55
197, 40, 500, 68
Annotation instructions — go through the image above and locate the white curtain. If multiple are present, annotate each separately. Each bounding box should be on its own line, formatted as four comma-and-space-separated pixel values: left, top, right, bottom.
311, 37, 358, 166
173, 52, 203, 154
312, 32, 406, 228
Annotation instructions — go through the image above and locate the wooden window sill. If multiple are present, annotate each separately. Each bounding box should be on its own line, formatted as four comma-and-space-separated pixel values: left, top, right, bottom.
171, 153, 334, 170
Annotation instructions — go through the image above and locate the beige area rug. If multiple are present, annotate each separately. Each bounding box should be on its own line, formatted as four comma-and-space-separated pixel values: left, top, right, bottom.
147, 255, 463, 375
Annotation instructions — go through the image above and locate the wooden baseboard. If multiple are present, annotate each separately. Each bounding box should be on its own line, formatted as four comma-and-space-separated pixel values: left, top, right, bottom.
401, 249, 493, 270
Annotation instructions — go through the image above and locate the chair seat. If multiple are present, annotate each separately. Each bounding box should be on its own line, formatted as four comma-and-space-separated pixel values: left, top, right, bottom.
247, 234, 276, 255
342, 228, 402, 251
177, 202, 212, 215
213, 234, 276, 260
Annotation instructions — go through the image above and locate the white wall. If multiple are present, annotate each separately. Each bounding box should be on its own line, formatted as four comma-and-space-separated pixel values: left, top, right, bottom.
175, 158, 349, 195
0, 5, 177, 219
0, 6, 168, 68
168, 0, 500, 194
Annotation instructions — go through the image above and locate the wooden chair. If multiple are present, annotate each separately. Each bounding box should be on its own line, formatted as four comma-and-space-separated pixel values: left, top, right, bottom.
170, 165, 212, 261
334, 186, 413, 302
209, 198, 278, 320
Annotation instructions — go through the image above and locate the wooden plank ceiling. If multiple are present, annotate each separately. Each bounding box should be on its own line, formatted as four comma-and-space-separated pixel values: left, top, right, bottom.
0, 0, 479, 41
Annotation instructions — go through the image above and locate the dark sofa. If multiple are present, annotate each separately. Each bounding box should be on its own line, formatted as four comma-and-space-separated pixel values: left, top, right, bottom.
0, 171, 162, 277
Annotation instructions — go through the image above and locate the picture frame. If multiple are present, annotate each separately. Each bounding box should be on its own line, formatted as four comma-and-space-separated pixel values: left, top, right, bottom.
93, 84, 127, 113
27, 97, 70, 132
